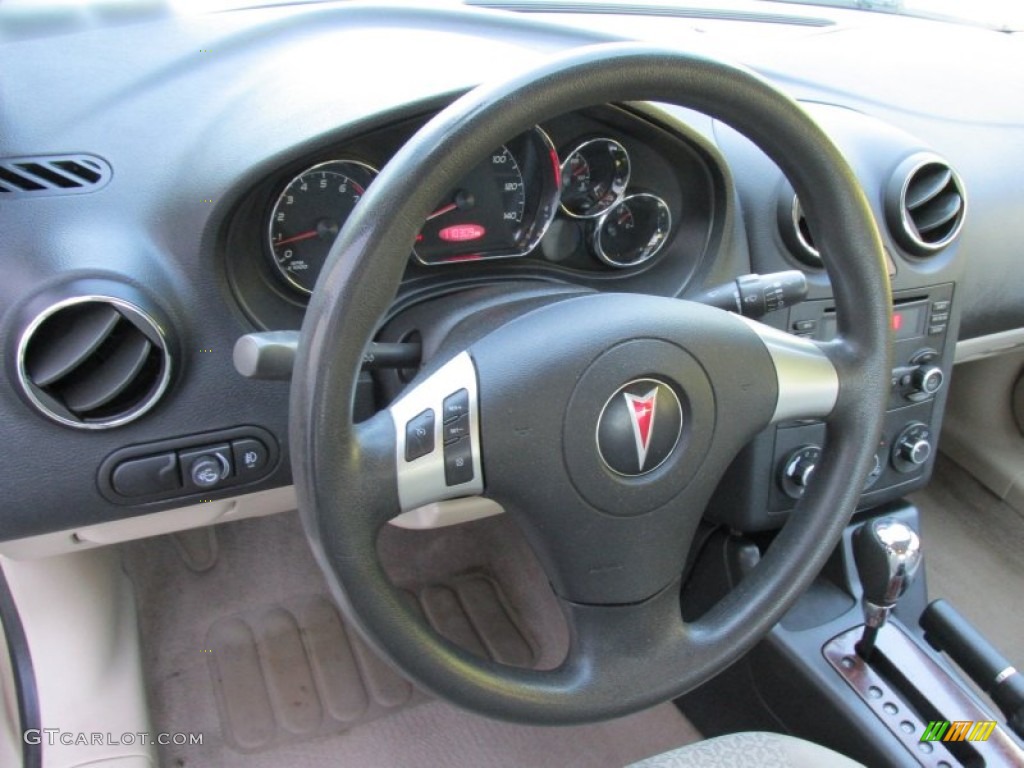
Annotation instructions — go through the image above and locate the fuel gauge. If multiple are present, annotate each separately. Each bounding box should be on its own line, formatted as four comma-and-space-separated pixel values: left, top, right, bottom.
560, 138, 630, 218
592, 193, 672, 268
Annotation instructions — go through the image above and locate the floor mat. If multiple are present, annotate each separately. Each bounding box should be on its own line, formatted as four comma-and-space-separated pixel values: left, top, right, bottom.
122, 511, 701, 768
911, 453, 1024, 670
206, 572, 536, 753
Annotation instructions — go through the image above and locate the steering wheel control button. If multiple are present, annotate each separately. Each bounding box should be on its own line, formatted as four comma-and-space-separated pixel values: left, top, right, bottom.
111, 452, 181, 497
404, 409, 436, 462
597, 379, 683, 477
443, 438, 474, 486
392, 353, 483, 511
442, 389, 469, 423
443, 415, 469, 445
232, 438, 268, 476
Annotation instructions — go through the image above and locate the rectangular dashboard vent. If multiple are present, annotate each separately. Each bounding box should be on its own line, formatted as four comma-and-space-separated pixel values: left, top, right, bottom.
0, 154, 112, 198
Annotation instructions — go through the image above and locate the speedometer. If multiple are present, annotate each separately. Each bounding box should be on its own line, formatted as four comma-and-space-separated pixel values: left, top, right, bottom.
413, 126, 561, 265
414, 146, 525, 264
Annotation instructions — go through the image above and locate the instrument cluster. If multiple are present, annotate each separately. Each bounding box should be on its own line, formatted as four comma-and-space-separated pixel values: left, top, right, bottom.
263, 127, 679, 296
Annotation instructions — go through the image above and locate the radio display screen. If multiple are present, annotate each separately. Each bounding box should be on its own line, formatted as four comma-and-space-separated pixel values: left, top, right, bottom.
820, 301, 927, 341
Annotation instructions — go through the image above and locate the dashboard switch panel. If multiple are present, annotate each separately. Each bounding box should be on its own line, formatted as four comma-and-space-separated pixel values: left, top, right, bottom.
111, 452, 180, 497
708, 284, 954, 531
99, 426, 279, 504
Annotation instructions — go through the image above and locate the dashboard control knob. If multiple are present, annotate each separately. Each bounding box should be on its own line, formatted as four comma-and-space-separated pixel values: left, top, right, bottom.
781, 445, 821, 499
899, 438, 932, 466
911, 365, 944, 396
190, 455, 228, 488
892, 422, 932, 473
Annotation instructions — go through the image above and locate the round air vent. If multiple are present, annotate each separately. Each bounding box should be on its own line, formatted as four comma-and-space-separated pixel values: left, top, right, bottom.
777, 189, 822, 268
17, 296, 171, 429
791, 196, 822, 266
887, 154, 966, 255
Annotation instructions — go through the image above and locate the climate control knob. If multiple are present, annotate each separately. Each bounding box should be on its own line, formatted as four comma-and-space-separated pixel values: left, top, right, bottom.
781, 445, 821, 499
911, 365, 944, 396
899, 438, 932, 465
892, 422, 933, 473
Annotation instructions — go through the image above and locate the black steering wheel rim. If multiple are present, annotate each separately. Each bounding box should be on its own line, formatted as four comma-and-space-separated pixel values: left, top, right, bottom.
291, 43, 892, 724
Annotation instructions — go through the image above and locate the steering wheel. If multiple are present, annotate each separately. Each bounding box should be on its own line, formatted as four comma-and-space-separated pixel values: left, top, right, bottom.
290, 43, 892, 725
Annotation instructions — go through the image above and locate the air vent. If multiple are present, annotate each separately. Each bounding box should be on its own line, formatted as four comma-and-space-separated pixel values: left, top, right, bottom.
887, 155, 966, 255
777, 191, 822, 268
0, 154, 112, 198
17, 297, 171, 429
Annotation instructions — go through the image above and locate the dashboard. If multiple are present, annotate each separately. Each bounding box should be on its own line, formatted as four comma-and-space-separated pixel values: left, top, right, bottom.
1, 0, 1023, 549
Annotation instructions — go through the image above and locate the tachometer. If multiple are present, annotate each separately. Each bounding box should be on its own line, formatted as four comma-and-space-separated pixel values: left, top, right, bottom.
267, 160, 377, 294
413, 126, 561, 265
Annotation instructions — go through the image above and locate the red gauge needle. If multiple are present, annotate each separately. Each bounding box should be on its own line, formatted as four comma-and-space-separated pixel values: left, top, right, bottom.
273, 230, 319, 247
427, 201, 459, 220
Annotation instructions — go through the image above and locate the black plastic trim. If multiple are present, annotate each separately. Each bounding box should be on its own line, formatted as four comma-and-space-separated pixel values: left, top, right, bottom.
97, 425, 280, 505
0, 567, 41, 768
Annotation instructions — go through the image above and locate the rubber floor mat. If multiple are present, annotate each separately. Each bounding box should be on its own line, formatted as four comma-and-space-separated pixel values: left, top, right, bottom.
206, 572, 536, 753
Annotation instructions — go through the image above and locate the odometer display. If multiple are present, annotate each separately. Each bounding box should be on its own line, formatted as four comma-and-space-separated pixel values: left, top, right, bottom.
267, 160, 377, 294
414, 146, 525, 264
413, 127, 560, 266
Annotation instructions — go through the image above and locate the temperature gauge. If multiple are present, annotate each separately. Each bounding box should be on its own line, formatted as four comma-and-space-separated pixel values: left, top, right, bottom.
560, 138, 630, 218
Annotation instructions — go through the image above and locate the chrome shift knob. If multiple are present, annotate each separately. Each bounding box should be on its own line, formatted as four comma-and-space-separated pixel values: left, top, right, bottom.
853, 517, 922, 658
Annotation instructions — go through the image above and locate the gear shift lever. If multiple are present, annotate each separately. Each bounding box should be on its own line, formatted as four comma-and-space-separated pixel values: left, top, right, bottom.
852, 517, 922, 660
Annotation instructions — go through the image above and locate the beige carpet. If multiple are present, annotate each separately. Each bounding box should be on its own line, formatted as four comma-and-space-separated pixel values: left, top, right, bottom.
121, 511, 701, 768
911, 454, 1024, 671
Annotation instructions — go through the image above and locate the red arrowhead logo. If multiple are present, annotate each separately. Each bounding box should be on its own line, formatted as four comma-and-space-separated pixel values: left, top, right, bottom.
623, 387, 658, 472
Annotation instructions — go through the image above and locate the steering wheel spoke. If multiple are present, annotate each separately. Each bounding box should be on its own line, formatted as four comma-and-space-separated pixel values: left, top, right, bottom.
738, 317, 840, 424
389, 351, 485, 512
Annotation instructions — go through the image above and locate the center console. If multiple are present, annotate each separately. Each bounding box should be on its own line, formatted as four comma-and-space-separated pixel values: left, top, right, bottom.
677, 505, 1024, 767
708, 283, 957, 530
